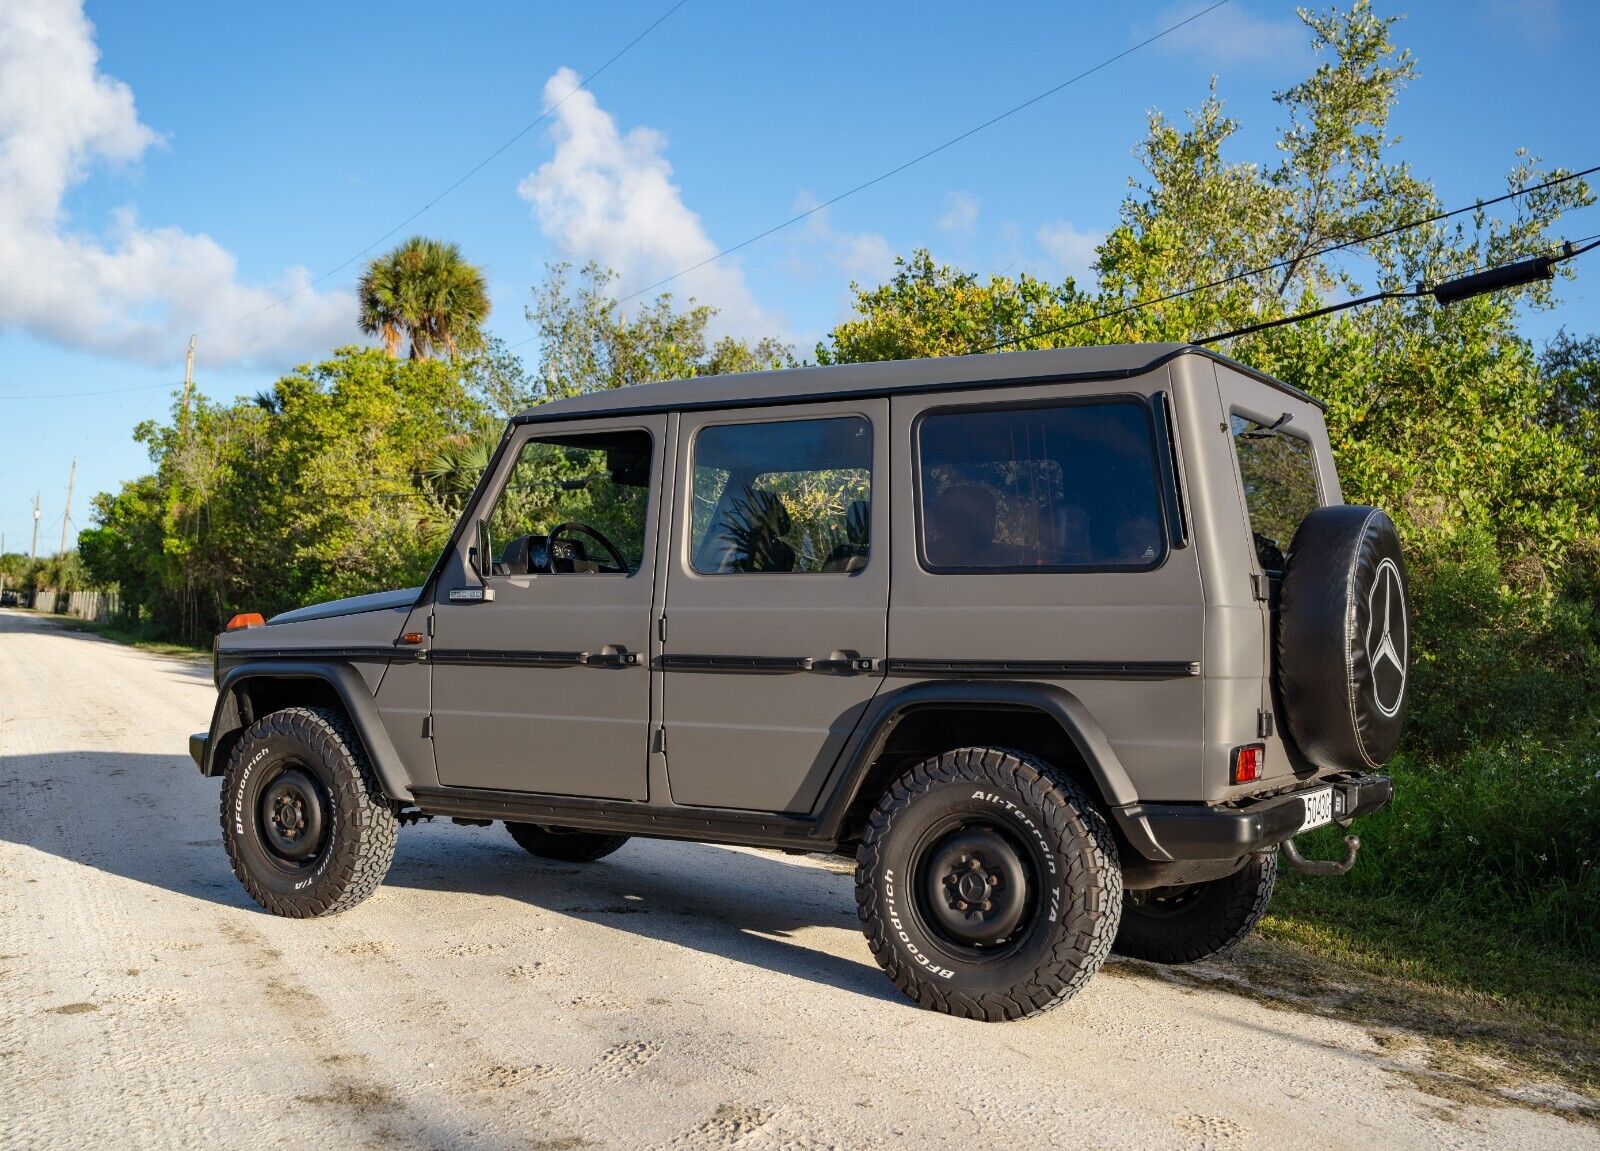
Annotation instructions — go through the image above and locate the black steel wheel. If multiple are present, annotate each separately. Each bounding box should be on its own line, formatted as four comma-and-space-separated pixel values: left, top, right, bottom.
855, 746, 1121, 1021
221, 706, 398, 918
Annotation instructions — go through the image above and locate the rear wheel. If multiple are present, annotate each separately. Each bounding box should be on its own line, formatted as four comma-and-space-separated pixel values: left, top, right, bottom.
220, 706, 398, 918
855, 747, 1122, 1021
505, 823, 629, 862
1114, 852, 1277, 964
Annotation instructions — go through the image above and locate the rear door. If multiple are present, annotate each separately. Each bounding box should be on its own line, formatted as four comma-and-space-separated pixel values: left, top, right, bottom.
660, 400, 889, 812
1212, 366, 1332, 790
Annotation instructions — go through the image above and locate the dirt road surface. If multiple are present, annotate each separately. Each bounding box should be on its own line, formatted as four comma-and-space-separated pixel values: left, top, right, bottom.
1, 608, 1593, 1150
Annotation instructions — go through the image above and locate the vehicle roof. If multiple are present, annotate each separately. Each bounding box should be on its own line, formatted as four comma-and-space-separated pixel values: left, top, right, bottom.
511, 343, 1322, 425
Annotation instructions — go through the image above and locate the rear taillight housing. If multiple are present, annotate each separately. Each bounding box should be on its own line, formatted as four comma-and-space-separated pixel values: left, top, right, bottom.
1231, 743, 1264, 784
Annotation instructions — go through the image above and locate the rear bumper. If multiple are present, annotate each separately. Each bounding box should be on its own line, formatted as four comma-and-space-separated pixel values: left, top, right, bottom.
189, 732, 209, 773
1115, 773, 1392, 863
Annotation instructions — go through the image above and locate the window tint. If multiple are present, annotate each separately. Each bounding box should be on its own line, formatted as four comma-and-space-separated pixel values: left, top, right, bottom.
1230, 415, 1319, 572
918, 401, 1166, 572
485, 429, 652, 574
690, 416, 873, 574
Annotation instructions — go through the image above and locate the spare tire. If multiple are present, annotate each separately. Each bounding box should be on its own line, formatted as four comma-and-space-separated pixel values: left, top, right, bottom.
1277, 505, 1409, 770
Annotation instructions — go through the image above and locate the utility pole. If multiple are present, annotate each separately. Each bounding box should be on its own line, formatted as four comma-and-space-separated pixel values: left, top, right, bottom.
58, 456, 76, 556
180, 334, 197, 433
30, 492, 41, 563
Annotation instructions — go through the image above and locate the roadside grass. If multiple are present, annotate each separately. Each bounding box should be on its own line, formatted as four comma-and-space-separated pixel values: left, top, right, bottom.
41, 613, 210, 662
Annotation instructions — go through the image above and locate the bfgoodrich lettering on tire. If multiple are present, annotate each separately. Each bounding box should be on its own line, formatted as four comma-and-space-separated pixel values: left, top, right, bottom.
855, 747, 1122, 1021
220, 706, 398, 918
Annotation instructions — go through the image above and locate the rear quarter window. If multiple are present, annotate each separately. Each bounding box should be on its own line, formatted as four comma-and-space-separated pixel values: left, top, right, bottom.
916, 399, 1168, 573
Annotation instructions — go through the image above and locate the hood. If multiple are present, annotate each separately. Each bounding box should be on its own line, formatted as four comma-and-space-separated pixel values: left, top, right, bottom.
267, 587, 422, 626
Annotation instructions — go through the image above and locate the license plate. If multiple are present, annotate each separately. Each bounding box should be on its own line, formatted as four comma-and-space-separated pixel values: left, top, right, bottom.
1299, 787, 1334, 833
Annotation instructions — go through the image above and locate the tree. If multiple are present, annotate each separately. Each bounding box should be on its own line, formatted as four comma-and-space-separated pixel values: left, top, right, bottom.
521, 262, 792, 407
358, 237, 491, 360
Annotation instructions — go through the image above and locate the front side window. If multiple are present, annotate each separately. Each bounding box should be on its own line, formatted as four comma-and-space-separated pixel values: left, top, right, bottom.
1230, 414, 1319, 572
918, 400, 1166, 572
690, 415, 873, 574
484, 429, 652, 574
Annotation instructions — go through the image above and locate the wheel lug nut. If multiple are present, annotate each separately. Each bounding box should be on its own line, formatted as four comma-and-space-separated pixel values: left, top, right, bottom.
987, 875, 1000, 886
955, 900, 968, 911
981, 900, 992, 912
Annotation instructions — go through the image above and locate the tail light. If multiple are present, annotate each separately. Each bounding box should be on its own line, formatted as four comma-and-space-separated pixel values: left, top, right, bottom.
225, 612, 265, 631
1231, 743, 1264, 784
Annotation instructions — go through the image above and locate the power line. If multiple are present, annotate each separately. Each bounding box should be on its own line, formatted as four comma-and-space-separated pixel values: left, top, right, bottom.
590, 0, 1236, 318
1193, 236, 1600, 345
0, 381, 182, 401
196, 0, 692, 339
971, 163, 1600, 353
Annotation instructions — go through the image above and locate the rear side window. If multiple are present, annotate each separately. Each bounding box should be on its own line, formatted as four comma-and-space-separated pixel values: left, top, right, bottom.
917, 400, 1167, 572
690, 415, 873, 574
1230, 415, 1320, 572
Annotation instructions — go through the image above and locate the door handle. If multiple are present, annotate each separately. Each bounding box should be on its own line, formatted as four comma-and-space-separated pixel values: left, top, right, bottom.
802, 654, 879, 675
581, 648, 640, 668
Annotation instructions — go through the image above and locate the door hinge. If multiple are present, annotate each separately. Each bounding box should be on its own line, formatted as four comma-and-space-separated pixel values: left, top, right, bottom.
658, 615, 667, 643
1251, 573, 1272, 602
422, 715, 434, 739
1257, 709, 1275, 739
426, 613, 435, 637
655, 726, 667, 754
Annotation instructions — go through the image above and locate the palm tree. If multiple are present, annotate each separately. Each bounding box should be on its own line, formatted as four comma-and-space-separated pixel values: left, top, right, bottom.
358, 237, 491, 360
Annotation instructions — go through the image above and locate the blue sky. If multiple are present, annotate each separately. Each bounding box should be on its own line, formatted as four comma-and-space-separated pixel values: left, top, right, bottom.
1, 0, 1596, 554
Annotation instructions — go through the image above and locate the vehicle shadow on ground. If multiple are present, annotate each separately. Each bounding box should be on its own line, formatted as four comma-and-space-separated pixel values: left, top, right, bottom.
0, 749, 900, 1006
386, 824, 905, 1006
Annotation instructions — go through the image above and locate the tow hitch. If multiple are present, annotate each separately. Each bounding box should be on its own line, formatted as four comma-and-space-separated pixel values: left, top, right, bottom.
1281, 834, 1361, 876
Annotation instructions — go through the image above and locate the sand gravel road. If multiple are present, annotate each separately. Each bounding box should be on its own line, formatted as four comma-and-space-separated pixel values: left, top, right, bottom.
1, 607, 1594, 1150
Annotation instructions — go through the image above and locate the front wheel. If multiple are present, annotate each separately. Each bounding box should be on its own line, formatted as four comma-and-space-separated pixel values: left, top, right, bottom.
1114, 852, 1277, 964
220, 706, 398, 918
855, 747, 1122, 1021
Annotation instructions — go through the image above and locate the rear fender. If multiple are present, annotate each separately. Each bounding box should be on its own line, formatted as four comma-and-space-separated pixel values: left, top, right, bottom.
816, 679, 1141, 838
201, 662, 413, 802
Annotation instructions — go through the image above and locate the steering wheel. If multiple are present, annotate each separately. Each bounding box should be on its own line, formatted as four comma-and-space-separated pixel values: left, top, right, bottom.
544, 522, 629, 573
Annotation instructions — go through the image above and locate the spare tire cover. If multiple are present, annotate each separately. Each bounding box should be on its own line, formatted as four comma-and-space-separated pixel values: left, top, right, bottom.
1277, 505, 1409, 770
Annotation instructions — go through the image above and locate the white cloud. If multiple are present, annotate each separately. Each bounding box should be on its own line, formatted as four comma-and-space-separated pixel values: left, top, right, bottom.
938, 191, 980, 233
518, 67, 771, 337
1035, 220, 1104, 287
0, 0, 352, 368
1139, 1, 1307, 67
793, 193, 896, 285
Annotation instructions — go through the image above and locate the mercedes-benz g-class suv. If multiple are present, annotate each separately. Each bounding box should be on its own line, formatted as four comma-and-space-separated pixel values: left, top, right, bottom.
192, 343, 1403, 1020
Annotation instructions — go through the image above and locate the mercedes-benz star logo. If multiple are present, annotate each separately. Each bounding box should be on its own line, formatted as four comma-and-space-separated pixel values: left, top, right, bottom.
1365, 557, 1407, 718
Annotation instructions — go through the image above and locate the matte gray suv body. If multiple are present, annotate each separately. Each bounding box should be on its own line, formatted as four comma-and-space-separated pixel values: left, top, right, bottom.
192, 343, 1401, 1019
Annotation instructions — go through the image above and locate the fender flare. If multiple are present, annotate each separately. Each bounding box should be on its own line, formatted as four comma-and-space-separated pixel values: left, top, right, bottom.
201, 661, 413, 802
815, 679, 1140, 838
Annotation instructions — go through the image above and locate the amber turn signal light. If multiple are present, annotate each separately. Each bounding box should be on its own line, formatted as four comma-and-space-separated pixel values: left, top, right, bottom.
400, 632, 425, 645
224, 612, 265, 631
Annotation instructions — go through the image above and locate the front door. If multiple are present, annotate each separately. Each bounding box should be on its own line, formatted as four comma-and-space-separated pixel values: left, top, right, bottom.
661, 401, 889, 812
430, 416, 666, 799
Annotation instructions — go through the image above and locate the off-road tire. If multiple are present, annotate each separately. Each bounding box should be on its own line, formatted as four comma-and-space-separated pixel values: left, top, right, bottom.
220, 706, 398, 918
1114, 851, 1277, 964
855, 747, 1122, 1021
505, 823, 630, 862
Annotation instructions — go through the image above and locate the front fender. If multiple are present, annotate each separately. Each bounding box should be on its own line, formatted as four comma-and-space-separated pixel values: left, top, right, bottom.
199, 661, 413, 803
